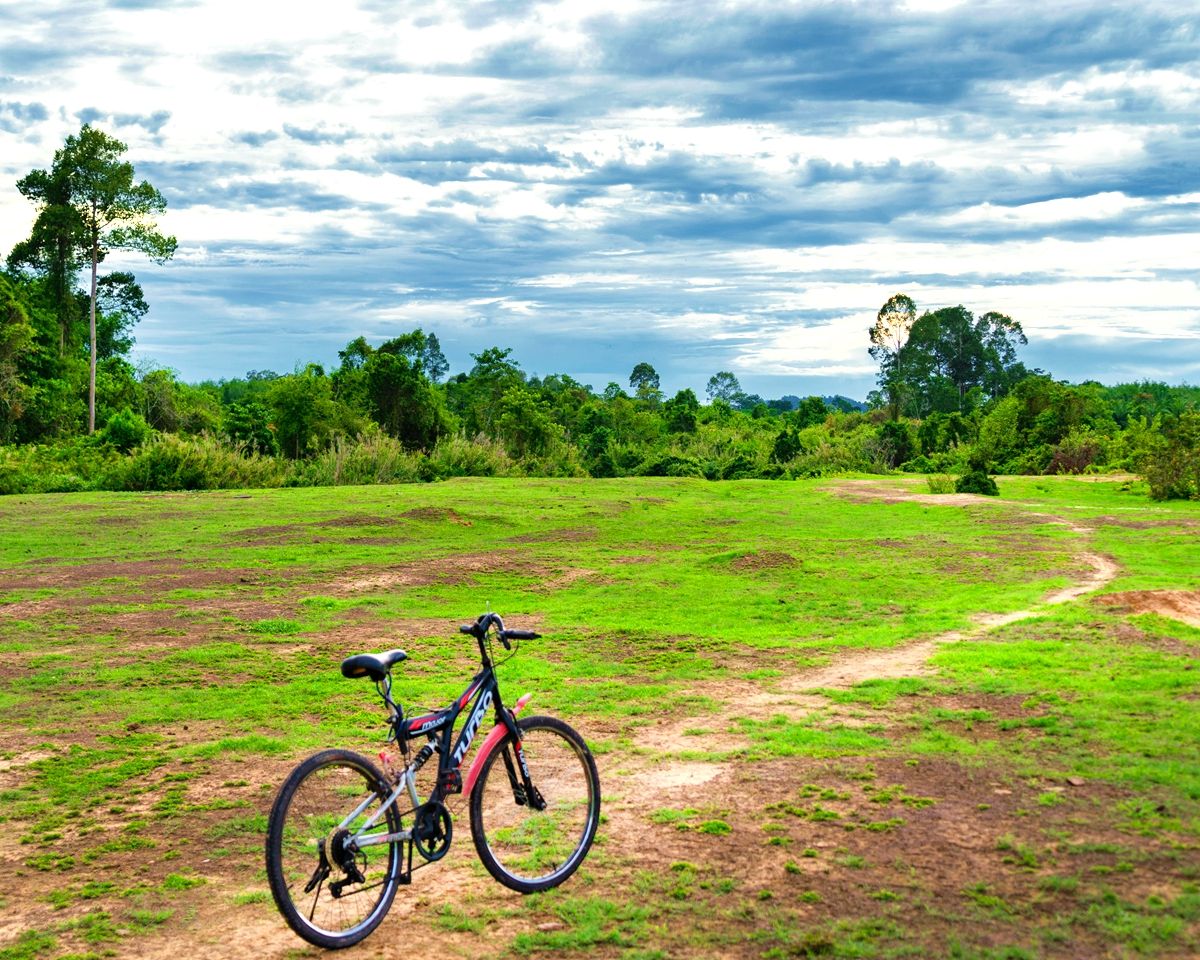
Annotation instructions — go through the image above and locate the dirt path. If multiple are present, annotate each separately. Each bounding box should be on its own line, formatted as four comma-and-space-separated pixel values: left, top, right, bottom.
638, 483, 1121, 763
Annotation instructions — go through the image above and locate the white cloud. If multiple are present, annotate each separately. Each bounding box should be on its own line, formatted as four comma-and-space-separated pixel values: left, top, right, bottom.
2, 0, 1196, 390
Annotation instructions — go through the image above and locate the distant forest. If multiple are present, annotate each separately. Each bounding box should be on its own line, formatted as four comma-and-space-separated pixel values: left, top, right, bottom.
2, 127, 1197, 499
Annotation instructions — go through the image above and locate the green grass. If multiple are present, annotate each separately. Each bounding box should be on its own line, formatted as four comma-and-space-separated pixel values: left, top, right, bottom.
0, 475, 1196, 958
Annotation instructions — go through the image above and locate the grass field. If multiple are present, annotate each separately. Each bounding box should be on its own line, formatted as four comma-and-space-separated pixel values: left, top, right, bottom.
0, 475, 1197, 959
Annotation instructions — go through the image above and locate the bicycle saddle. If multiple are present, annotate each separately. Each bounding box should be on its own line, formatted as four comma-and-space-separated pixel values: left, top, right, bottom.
341, 649, 408, 682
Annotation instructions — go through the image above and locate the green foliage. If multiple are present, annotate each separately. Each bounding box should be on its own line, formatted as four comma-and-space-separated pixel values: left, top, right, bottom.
0, 296, 1196, 493
955, 469, 999, 496
269, 365, 353, 459
223, 400, 277, 456
1140, 411, 1199, 501
98, 408, 150, 453
11, 124, 175, 433
705, 370, 741, 403
876, 420, 916, 468
108, 434, 286, 491
0, 274, 36, 441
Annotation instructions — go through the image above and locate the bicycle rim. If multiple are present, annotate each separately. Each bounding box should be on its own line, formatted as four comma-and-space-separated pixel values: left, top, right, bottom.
267, 751, 400, 948
470, 717, 599, 892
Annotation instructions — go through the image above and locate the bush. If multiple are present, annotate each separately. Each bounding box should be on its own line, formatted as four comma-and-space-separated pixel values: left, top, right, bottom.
877, 420, 916, 468
1048, 428, 1104, 475
100, 408, 151, 453
107, 435, 286, 491
926, 474, 956, 494
637, 451, 704, 478
298, 432, 421, 486
955, 469, 999, 496
1139, 412, 1199, 500
425, 434, 514, 479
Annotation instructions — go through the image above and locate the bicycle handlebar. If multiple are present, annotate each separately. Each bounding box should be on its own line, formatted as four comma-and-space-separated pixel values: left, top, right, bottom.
459, 613, 540, 651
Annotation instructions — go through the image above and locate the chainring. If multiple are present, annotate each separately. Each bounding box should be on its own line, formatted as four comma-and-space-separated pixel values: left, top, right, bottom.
412, 801, 452, 862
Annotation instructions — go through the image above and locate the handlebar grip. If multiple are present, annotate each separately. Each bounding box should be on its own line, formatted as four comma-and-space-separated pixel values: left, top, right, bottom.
459, 624, 475, 635
501, 629, 540, 641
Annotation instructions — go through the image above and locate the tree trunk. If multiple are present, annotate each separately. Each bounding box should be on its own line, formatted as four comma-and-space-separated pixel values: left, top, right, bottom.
88, 233, 97, 435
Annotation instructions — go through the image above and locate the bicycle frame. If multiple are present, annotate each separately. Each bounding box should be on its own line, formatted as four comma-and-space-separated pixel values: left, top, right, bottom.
344, 666, 533, 851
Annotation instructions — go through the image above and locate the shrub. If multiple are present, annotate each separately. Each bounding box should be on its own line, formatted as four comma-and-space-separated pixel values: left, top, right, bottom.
99, 408, 151, 453
298, 432, 421, 486
1139, 411, 1200, 500
876, 420, 916, 468
426, 434, 514, 479
955, 469, 999, 496
107, 435, 286, 491
926, 474, 956, 494
1048, 428, 1104, 475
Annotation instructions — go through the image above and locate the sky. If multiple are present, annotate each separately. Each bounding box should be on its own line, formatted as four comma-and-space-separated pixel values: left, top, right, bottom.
0, 0, 1197, 400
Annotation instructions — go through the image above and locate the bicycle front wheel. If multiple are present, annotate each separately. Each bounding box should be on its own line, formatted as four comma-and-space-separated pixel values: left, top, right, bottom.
469, 715, 600, 893
265, 749, 402, 949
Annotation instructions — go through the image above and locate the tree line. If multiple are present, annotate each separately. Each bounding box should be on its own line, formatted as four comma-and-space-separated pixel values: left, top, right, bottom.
1, 126, 1197, 500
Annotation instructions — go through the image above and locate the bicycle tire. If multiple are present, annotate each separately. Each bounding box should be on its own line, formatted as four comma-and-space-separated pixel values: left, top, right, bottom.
469, 715, 600, 893
265, 749, 402, 949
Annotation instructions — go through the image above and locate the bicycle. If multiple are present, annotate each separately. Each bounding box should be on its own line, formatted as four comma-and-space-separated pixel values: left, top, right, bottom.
264, 612, 601, 949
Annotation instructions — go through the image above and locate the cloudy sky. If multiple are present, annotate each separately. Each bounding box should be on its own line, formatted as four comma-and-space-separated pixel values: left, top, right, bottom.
1, 0, 1197, 398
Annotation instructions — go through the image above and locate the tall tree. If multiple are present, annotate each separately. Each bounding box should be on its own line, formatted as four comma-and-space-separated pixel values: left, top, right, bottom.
13, 125, 175, 433
628, 362, 662, 405
7, 163, 83, 356
706, 371, 742, 403
898, 306, 1027, 415
0, 275, 36, 440
869, 293, 916, 420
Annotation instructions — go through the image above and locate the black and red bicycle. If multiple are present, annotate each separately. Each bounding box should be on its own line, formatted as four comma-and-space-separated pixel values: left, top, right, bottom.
264, 612, 601, 949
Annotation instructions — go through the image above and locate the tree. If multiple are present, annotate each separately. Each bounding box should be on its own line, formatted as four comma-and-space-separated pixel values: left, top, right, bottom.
495, 385, 560, 459
14, 125, 175, 433
270, 365, 337, 459
0, 275, 36, 440
664, 388, 700, 433
898, 306, 1028, 416
794, 396, 828, 430
629, 362, 659, 393
7, 163, 82, 355
94, 272, 147, 359
364, 350, 452, 450
448, 347, 524, 435
628, 362, 663, 406
377, 329, 448, 382
869, 293, 916, 420
706, 371, 741, 404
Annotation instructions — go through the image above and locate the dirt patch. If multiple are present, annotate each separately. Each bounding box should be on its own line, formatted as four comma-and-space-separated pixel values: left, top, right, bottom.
1091, 515, 1198, 530
731, 551, 798, 571
0, 559, 271, 594
1096, 590, 1200, 629
830, 479, 997, 507
636, 761, 726, 790
333, 552, 546, 593
341, 536, 408, 546
787, 640, 945, 690
507, 527, 598, 543
1043, 552, 1120, 604
396, 506, 473, 525
225, 525, 297, 540
312, 513, 402, 528
532, 568, 603, 592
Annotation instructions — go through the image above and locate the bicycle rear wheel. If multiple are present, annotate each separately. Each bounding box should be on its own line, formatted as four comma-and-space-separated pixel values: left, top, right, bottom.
265, 749, 402, 949
469, 715, 600, 893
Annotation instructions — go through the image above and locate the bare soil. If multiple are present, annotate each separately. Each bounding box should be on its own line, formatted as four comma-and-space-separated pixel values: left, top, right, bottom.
1096, 590, 1200, 629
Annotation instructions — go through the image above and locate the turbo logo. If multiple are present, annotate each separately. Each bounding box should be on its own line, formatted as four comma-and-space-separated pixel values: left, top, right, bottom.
452, 689, 493, 766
